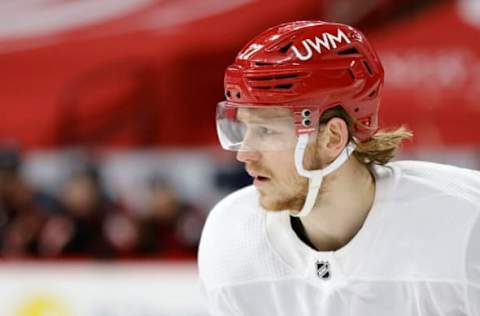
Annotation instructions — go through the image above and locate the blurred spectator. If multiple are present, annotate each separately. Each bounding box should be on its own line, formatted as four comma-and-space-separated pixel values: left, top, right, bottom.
0, 146, 59, 258
136, 175, 204, 258
0, 150, 208, 260
39, 164, 137, 259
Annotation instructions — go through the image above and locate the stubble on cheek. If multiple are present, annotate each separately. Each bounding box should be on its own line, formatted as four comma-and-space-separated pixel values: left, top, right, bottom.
257, 141, 321, 212
258, 172, 308, 212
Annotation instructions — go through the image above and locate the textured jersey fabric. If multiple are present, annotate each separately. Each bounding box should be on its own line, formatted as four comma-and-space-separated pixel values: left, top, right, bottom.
198, 161, 480, 316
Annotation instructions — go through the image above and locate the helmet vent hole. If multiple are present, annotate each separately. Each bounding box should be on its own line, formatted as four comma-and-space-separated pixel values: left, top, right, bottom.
354, 107, 359, 112
255, 86, 272, 90
278, 42, 292, 53
255, 61, 275, 66
337, 47, 359, 55
274, 84, 293, 90
368, 90, 376, 98
249, 76, 273, 81
275, 74, 299, 80
226, 90, 231, 98
302, 119, 311, 126
248, 74, 299, 81
236, 92, 241, 99
363, 61, 373, 76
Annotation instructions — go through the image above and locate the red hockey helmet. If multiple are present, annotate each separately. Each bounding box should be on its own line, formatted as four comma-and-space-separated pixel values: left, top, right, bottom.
217, 21, 384, 152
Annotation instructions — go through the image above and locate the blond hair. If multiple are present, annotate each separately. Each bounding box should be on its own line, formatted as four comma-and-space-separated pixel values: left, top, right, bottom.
320, 107, 413, 165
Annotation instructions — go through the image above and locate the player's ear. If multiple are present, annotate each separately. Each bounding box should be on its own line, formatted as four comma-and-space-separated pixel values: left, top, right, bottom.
317, 117, 349, 162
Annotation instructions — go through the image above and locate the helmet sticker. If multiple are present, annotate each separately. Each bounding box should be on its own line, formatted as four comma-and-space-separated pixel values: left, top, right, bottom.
238, 43, 264, 60
291, 29, 351, 61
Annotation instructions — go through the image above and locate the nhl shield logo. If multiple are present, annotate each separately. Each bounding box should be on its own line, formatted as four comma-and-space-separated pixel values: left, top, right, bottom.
315, 260, 330, 280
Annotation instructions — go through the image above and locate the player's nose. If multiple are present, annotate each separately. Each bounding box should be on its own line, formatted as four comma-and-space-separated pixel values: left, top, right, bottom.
236, 150, 261, 163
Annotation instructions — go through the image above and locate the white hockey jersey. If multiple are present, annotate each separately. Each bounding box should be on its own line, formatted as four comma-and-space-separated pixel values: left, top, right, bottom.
198, 161, 480, 316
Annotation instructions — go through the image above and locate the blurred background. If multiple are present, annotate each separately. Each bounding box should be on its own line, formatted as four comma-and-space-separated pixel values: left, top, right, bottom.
0, 0, 479, 315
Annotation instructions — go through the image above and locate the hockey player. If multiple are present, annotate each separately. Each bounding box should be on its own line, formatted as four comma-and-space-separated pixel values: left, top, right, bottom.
199, 21, 480, 315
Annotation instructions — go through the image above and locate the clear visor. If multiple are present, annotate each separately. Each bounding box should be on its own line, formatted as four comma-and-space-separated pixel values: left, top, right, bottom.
216, 101, 317, 152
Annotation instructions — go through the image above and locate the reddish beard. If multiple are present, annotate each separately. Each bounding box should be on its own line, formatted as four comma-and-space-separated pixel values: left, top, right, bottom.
247, 162, 309, 212
246, 140, 321, 212
259, 177, 308, 211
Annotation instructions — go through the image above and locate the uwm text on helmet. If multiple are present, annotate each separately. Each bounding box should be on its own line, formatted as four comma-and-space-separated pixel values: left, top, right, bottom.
239, 29, 351, 61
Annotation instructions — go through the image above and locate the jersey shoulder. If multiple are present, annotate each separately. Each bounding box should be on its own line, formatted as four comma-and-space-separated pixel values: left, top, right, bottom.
389, 160, 480, 206
198, 186, 291, 290
200, 186, 260, 241
366, 161, 480, 280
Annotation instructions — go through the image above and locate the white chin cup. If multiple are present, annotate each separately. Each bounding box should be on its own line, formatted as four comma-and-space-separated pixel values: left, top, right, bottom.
289, 134, 355, 218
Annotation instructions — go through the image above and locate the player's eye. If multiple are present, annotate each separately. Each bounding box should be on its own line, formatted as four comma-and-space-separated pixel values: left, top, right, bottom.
262, 127, 274, 135
256, 126, 277, 136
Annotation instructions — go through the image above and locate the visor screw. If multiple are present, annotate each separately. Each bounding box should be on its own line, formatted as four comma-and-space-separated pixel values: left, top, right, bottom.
303, 118, 311, 126
302, 109, 311, 117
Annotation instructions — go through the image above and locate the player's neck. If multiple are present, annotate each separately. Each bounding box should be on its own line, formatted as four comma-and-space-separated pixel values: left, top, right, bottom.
298, 156, 376, 252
